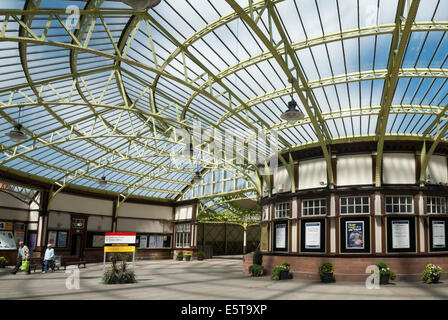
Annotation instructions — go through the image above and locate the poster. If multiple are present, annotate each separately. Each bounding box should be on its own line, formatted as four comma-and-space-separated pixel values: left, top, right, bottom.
149, 235, 157, 248
275, 223, 286, 249
0, 231, 16, 249
156, 235, 163, 248
346, 221, 364, 249
57, 232, 68, 248
392, 220, 410, 249
48, 231, 57, 246
0, 222, 13, 230
139, 235, 148, 248
305, 222, 321, 249
14, 230, 25, 246
433, 221, 446, 248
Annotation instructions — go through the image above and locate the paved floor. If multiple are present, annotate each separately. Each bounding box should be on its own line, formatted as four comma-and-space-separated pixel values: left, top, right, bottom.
0, 259, 447, 300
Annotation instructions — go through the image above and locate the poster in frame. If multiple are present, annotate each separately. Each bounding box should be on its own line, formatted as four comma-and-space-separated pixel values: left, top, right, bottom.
346, 221, 364, 249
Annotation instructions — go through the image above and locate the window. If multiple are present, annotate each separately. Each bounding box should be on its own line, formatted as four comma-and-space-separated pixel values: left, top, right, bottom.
385, 196, 414, 214
275, 202, 290, 218
86, 232, 104, 248
175, 224, 191, 248
137, 234, 171, 248
340, 196, 370, 214
302, 199, 326, 216
427, 197, 446, 214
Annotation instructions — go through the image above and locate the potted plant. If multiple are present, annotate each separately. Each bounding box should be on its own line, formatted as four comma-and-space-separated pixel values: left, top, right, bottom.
184, 251, 192, 261
176, 251, 183, 261
0, 257, 7, 268
249, 264, 264, 277
422, 263, 443, 284
319, 262, 335, 283
253, 249, 263, 266
0, 257, 8, 268
376, 262, 396, 285
270, 262, 291, 280
197, 250, 205, 261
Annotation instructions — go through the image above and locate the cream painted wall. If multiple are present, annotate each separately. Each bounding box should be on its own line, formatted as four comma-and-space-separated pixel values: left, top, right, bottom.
116, 218, 171, 233
383, 153, 416, 184
337, 154, 372, 186
48, 211, 71, 229
0, 191, 29, 209
291, 221, 297, 252
298, 158, 327, 190
119, 202, 172, 220
0, 208, 28, 221
87, 215, 112, 232
272, 167, 291, 193
50, 193, 112, 216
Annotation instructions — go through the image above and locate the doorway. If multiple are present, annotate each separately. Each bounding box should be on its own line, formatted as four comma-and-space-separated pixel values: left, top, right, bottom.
70, 234, 81, 257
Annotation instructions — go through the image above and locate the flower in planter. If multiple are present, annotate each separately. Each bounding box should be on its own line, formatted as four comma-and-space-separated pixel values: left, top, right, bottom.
0, 257, 7, 268
197, 251, 205, 260
271, 262, 291, 280
422, 263, 443, 284
319, 262, 335, 283
375, 262, 396, 283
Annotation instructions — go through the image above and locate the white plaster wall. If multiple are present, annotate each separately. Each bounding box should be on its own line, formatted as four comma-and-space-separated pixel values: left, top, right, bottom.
383, 153, 416, 184
427, 155, 448, 184
291, 221, 297, 252
0, 191, 29, 209
0, 208, 28, 221
375, 217, 382, 253
119, 202, 172, 220
50, 193, 112, 216
174, 205, 193, 220
273, 167, 291, 193
337, 154, 372, 186
298, 158, 327, 190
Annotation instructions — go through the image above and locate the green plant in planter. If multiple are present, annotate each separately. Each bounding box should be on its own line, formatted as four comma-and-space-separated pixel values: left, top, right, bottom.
319, 262, 335, 283
249, 264, 264, 277
0, 257, 7, 267
176, 251, 183, 261
422, 263, 443, 284
375, 262, 396, 284
271, 262, 291, 280
198, 251, 205, 260
253, 249, 263, 266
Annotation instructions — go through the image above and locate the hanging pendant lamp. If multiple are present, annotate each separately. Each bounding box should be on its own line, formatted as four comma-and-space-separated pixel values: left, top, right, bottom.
120, 0, 161, 10
280, 80, 305, 124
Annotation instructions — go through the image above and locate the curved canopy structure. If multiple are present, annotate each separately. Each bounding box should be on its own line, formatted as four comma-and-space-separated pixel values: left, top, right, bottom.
1, 0, 448, 202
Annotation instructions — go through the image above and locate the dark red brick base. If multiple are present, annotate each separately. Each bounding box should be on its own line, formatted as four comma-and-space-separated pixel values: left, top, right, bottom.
243, 252, 448, 282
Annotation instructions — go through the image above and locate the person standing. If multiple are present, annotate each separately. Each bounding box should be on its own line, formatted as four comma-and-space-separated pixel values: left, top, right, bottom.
11, 241, 30, 274
42, 243, 55, 273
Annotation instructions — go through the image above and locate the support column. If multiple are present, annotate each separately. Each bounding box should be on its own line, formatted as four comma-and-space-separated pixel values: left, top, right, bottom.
36, 190, 50, 258
243, 222, 247, 254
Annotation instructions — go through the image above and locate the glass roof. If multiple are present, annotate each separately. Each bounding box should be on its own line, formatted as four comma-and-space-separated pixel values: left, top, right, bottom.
0, 0, 447, 201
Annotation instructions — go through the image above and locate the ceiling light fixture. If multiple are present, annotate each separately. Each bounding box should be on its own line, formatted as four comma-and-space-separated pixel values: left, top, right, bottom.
183, 142, 194, 159
280, 79, 305, 124
6, 106, 27, 143
98, 176, 107, 186
120, 0, 162, 10
193, 171, 202, 184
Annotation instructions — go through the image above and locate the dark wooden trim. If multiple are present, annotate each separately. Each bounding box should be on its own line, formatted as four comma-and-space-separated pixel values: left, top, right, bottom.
416, 154, 421, 184
372, 154, 377, 185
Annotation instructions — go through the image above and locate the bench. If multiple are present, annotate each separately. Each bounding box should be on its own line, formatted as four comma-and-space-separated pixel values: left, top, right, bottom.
61, 260, 87, 270
29, 257, 60, 273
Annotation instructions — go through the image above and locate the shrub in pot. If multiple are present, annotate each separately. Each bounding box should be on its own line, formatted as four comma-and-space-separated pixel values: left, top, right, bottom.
198, 250, 205, 261
319, 262, 335, 283
249, 264, 264, 277
376, 262, 396, 285
184, 251, 192, 261
176, 252, 183, 261
0, 257, 7, 268
102, 253, 136, 284
253, 249, 263, 266
422, 263, 443, 284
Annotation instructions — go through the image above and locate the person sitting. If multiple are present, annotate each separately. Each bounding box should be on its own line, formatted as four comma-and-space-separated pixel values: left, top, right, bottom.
42, 243, 55, 273
11, 241, 30, 275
